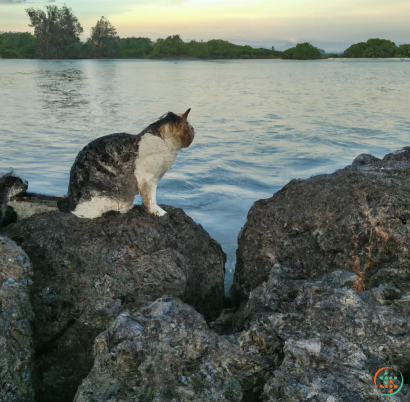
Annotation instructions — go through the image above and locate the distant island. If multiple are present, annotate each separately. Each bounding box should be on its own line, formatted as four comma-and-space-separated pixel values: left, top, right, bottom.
343, 38, 410, 58
0, 5, 409, 61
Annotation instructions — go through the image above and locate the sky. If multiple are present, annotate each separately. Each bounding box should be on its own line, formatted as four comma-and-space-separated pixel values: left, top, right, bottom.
0, 0, 409, 52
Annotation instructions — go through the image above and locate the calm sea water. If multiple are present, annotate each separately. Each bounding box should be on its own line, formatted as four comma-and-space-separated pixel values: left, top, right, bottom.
1, 58, 410, 293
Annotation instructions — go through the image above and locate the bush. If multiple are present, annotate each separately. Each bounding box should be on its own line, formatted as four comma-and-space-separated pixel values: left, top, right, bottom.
282, 43, 323, 60
0, 32, 36, 58
343, 39, 397, 58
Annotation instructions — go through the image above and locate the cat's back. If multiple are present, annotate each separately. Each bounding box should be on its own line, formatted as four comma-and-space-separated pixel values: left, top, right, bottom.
62, 133, 141, 212
74, 133, 140, 170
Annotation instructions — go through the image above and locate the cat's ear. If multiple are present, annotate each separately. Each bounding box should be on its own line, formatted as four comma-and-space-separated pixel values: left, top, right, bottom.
182, 108, 191, 120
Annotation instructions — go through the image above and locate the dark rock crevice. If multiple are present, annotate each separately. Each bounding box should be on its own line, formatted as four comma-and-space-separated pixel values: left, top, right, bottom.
34, 318, 77, 358
403, 371, 410, 386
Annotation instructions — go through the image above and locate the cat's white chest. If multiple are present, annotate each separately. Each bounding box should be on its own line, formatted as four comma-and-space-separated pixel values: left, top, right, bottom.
135, 134, 179, 184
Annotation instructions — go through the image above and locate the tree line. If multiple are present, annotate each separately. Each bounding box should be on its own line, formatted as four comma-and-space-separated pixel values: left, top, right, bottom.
0, 5, 278, 60
0, 5, 409, 60
0, 5, 326, 60
343, 39, 410, 58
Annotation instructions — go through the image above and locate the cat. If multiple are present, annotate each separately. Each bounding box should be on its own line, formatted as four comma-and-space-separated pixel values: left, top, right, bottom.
57, 109, 194, 218
0, 173, 28, 228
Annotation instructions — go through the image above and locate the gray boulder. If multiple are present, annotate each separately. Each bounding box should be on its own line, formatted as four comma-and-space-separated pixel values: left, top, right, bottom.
0, 236, 34, 402
1, 206, 225, 402
225, 147, 410, 401
237, 264, 410, 401
74, 297, 278, 402
73, 271, 410, 402
233, 147, 410, 303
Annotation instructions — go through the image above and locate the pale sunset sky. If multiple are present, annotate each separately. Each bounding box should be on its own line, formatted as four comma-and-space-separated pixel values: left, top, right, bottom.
0, 0, 409, 52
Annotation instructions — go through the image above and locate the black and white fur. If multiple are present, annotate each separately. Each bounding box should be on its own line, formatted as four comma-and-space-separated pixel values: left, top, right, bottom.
58, 109, 194, 218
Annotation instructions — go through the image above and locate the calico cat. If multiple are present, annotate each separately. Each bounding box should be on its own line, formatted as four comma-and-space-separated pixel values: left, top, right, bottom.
57, 109, 194, 218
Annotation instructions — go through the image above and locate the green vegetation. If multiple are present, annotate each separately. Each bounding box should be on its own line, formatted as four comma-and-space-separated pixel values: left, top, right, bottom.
343, 39, 397, 58
342, 38, 410, 58
117, 37, 153, 59
87, 16, 119, 58
396, 44, 410, 58
0, 5, 409, 60
0, 5, 300, 60
149, 35, 280, 59
282, 43, 323, 60
26, 5, 83, 59
0, 32, 35, 58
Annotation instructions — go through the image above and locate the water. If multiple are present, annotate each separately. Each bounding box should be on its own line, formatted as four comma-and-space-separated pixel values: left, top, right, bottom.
1, 58, 410, 294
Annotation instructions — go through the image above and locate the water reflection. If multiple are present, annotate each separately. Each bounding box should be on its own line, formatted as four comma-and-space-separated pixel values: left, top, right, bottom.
37, 66, 89, 118
85, 61, 121, 118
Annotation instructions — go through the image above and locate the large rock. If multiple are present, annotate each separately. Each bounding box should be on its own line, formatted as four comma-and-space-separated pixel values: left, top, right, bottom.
234, 265, 410, 401
0, 236, 35, 402
1, 206, 225, 402
233, 147, 410, 303
74, 268, 410, 401
224, 147, 410, 400
74, 297, 279, 402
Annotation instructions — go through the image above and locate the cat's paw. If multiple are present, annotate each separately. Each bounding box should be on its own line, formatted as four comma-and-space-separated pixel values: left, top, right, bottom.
152, 205, 167, 217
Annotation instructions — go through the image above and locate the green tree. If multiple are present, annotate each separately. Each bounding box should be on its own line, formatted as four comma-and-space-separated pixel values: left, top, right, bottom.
90, 16, 119, 58
0, 32, 35, 58
396, 44, 410, 58
25, 5, 83, 59
80, 38, 95, 59
149, 35, 277, 59
151, 35, 186, 57
282, 43, 323, 60
118, 37, 153, 58
343, 39, 397, 58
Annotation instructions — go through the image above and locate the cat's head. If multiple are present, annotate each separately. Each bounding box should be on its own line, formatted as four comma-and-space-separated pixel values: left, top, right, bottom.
143, 109, 195, 149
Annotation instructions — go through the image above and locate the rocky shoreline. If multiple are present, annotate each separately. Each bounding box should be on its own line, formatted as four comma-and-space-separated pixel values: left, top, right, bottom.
1, 148, 410, 401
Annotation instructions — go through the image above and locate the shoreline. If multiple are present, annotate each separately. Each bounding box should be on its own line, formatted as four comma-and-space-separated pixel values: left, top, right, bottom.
1, 56, 409, 61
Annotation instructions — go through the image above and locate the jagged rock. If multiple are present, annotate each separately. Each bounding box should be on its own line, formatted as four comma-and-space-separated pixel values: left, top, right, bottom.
0, 236, 35, 402
9, 193, 59, 221
74, 272, 410, 401
224, 148, 410, 400
234, 264, 410, 401
0, 174, 28, 229
74, 297, 279, 402
232, 147, 410, 303
0, 206, 225, 402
